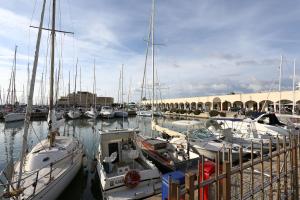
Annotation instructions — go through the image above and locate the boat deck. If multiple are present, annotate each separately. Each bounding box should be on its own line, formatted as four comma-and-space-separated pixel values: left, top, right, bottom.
106, 158, 150, 178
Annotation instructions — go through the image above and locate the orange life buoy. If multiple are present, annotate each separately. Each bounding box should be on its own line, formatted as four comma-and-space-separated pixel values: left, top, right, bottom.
124, 170, 141, 188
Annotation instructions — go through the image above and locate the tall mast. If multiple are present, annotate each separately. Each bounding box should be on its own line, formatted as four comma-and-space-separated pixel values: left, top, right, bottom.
94, 59, 96, 110
151, 0, 155, 122
40, 72, 44, 105
141, 13, 152, 102
293, 59, 296, 115
121, 64, 124, 108
49, 0, 56, 131
55, 58, 61, 105
73, 58, 78, 107
17, 0, 46, 188
122, 64, 124, 126
79, 65, 82, 106
278, 55, 282, 114
13, 45, 17, 106
117, 70, 121, 104
27, 63, 30, 103
128, 78, 132, 104
68, 70, 70, 106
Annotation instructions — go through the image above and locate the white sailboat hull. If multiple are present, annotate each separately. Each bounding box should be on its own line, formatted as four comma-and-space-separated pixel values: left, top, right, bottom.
100, 111, 115, 118
11, 137, 83, 200
136, 111, 152, 117
67, 110, 81, 119
4, 113, 25, 123
85, 110, 98, 119
25, 154, 82, 200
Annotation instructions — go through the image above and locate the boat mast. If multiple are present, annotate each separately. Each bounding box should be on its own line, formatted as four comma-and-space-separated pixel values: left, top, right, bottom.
12, 46, 17, 107
79, 65, 82, 106
73, 58, 78, 107
68, 70, 70, 107
141, 13, 152, 103
48, 0, 56, 132
293, 59, 296, 115
94, 59, 96, 110
151, 0, 155, 137
17, 0, 46, 188
278, 55, 282, 114
151, 0, 155, 113
122, 64, 124, 126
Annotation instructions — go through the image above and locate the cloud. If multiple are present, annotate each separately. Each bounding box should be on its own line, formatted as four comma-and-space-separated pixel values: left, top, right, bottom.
1, 0, 300, 102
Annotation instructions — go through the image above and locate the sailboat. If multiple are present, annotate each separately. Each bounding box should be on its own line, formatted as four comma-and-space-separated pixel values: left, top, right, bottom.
135, 0, 201, 172
2, 1, 84, 199
85, 59, 98, 119
4, 46, 25, 123
114, 65, 129, 118
67, 59, 82, 119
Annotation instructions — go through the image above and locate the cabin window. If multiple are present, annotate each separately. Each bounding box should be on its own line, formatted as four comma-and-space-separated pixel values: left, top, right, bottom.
42, 157, 50, 162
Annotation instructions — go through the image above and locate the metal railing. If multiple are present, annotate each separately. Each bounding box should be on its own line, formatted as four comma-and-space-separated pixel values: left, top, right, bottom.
167, 133, 300, 200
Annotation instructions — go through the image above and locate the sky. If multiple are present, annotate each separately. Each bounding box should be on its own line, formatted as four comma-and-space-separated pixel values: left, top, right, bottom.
1, 0, 300, 104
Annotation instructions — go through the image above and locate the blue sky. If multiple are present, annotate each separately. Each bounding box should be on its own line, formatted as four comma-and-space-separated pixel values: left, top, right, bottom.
0, 0, 300, 103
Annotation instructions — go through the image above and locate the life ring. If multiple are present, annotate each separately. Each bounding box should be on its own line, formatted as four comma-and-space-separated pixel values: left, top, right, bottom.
124, 170, 141, 188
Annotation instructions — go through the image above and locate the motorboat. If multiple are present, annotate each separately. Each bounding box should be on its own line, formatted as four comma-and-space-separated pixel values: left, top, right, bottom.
114, 110, 128, 118
97, 129, 161, 199
136, 110, 152, 117
67, 108, 82, 119
85, 107, 98, 119
4, 112, 25, 123
214, 112, 293, 141
100, 106, 115, 118
167, 120, 244, 162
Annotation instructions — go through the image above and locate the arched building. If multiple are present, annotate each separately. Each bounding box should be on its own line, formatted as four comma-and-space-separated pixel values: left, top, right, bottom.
143, 90, 300, 112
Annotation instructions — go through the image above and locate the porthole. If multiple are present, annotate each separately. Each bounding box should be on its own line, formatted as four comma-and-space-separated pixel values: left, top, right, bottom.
42, 157, 50, 162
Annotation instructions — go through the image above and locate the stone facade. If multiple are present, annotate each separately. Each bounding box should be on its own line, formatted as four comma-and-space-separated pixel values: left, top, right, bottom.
143, 90, 300, 112
57, 91, 113, 107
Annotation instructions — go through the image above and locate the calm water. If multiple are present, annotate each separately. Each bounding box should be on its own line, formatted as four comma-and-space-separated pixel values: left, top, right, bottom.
0, 116, 199, 199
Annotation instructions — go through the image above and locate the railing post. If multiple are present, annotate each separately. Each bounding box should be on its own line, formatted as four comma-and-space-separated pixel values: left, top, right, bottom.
49, 163, 53, 182
292, 137, 299, 200
239, 146, 243, 200
222, 161, 231, 200
185, 172, 195, 200
269, 139, 273, 200
168, 175, 172, 200
276, 136, 280, 200
260, 141, 265, 200
32, 170, 39, 196
170, 181, 179, 200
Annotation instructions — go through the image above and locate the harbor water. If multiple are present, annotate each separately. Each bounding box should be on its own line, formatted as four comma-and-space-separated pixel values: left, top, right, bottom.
0, 116, 199, 199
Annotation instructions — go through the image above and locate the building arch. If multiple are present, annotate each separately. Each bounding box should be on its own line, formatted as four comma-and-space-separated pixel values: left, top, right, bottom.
213, 97, 221, 111
166, 103, 170, 110
205, 102, 212, 111
191, 102, 197, 110
222, 101, 231, 111
185, 102, 191, 110
179, 102, 185, 110
245, 100, 258, 111
259, 100, 273, 112
174, 103, 179, 109
197, 102, 204, 110
233, 101, 243, 109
